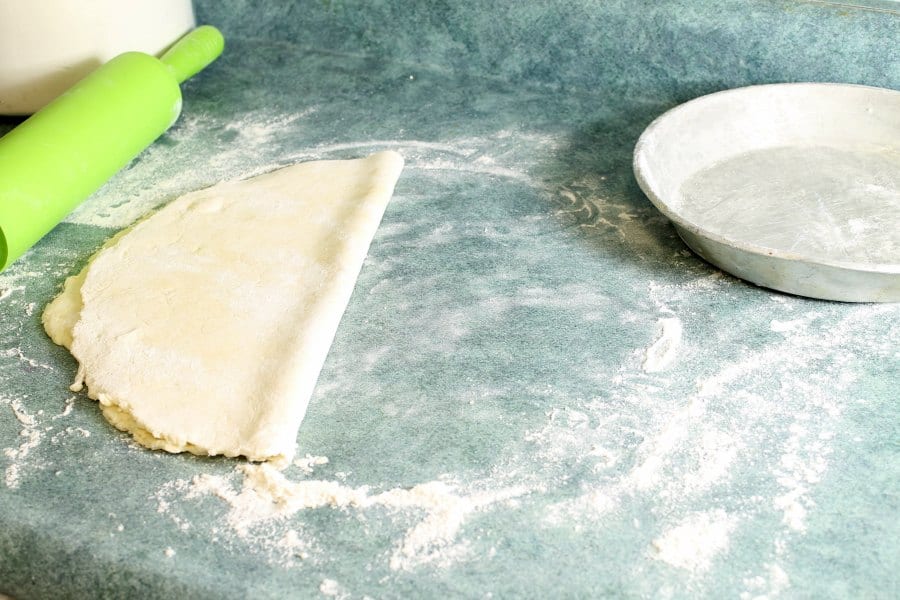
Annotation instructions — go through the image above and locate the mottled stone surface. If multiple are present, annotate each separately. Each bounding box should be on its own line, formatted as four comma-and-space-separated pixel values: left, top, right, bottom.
197, 0, 900, 98
1, 1, 898, 598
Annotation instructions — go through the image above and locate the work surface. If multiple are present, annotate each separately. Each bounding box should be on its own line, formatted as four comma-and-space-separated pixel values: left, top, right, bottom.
2, 2, 899, 598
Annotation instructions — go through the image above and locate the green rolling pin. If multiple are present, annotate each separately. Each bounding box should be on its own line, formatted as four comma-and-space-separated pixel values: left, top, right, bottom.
0, 25, 225, 272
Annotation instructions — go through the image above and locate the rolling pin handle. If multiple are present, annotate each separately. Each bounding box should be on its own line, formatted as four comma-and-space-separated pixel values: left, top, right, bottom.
160, 25, 225, 85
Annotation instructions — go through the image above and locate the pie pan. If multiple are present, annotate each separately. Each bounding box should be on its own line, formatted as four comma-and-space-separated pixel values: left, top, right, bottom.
634, 83, 900, 302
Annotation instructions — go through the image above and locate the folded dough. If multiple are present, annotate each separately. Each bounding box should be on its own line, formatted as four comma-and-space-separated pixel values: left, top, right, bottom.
43, 151, 404, 464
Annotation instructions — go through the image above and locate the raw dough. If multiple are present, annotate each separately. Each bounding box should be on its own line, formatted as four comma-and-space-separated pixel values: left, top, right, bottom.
43, 151, 404, 463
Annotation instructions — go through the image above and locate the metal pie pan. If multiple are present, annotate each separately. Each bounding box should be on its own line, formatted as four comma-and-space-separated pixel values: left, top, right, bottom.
633, 83, 900, 302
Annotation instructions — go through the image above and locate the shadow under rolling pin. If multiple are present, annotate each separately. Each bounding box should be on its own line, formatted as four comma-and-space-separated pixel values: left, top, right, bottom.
0, 25, 224, 272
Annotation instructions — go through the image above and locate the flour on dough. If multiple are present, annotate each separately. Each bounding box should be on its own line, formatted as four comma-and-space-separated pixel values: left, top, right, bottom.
43, 151, 404, 464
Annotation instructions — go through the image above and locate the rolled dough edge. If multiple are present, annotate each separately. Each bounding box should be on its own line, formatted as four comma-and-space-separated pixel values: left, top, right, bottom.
45, 263, 248, 460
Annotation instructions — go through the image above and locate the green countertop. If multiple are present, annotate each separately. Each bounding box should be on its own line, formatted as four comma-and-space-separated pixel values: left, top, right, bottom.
1, 1, 898, 598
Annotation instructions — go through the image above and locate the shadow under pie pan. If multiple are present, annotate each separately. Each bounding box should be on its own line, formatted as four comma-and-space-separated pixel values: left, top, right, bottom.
633, 82, 900, 302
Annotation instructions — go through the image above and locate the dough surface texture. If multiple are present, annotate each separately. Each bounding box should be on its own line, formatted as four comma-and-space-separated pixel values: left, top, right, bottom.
43, 151, 404, 463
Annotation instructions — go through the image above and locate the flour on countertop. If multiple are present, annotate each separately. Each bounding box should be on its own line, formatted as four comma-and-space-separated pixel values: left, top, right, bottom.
525, 296, 897, 594
741, 563, 790, 600
652, 510, 736, 572
2, 395, 85, 489
53, 396, 77, 419
154, 461, 528, 571
642, 317, 683, 372
319, 578, 345, 598
1, 347, 54, 371
3, 398, 42, 488
294, 454, 330, 474
62, 105, 557, 230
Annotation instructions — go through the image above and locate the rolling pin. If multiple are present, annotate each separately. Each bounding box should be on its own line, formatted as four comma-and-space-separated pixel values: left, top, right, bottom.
0, 25, 224, 272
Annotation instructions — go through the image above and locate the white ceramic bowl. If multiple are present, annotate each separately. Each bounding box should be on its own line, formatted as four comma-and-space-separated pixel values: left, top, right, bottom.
0, 0, 196, 115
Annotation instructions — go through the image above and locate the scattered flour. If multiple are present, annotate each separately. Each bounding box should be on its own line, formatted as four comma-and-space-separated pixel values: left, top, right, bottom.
154, 462, 528, 571
373, 479, 526, 571
49, 426, 91, 444
2, 395, 85, 489
681, 429, 741, 494
4, 398, 42, 488
642, 317, 683, 372
319, 578, 345, 597
294, 454, 330, 474
61, 106, 557, 230
1, 347, 54, 371
526, 294, 896, 594
53, 396, 77, 419
741, 563, 790, 600
652, 510, 736, 572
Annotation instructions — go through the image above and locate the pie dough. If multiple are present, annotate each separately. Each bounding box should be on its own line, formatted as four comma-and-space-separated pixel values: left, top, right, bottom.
43, 151, 404, 463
